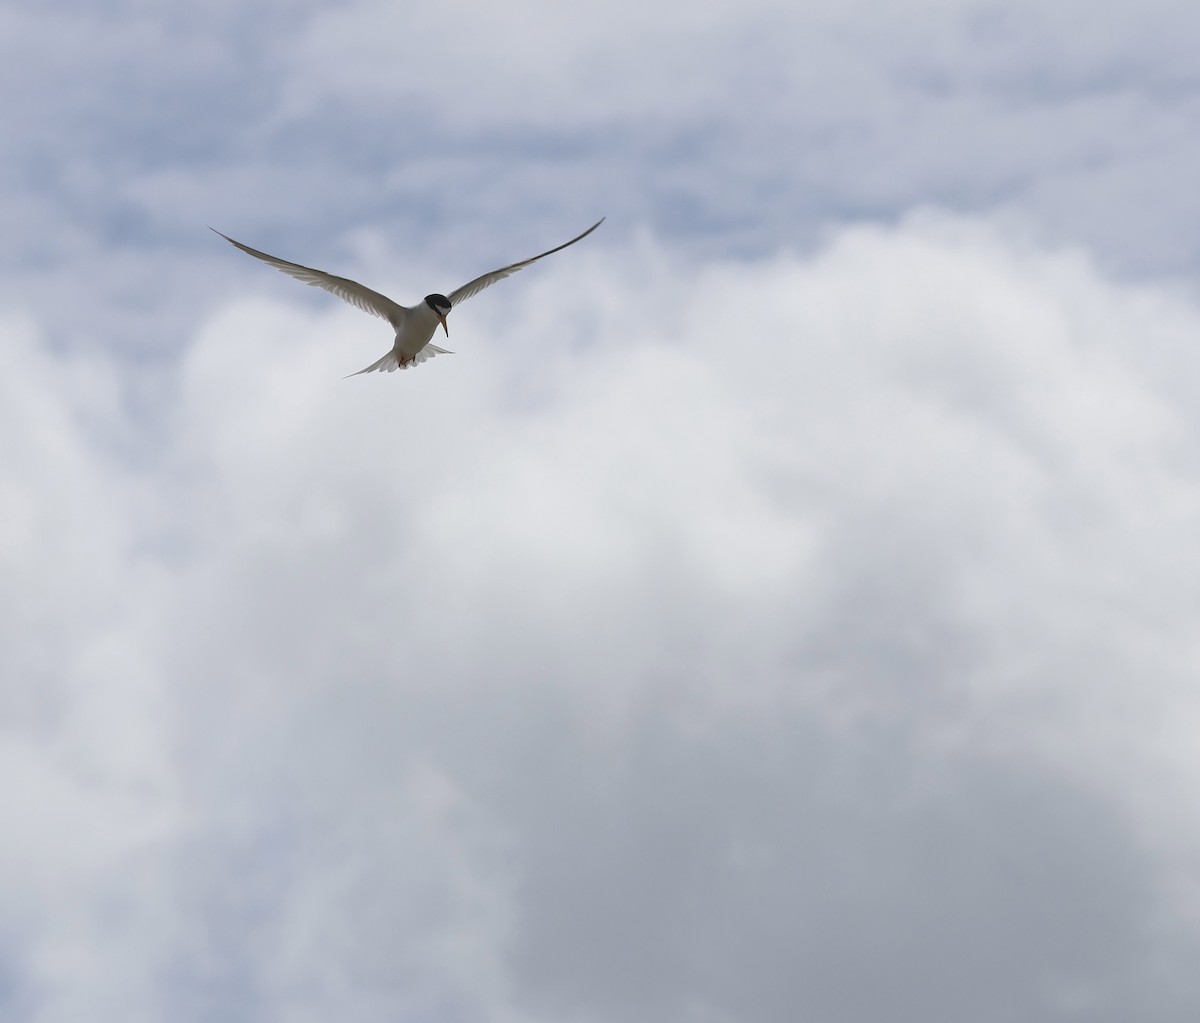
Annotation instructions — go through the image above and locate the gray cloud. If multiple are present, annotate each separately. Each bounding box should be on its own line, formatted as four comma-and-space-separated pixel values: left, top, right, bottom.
5, 2, 1200, 1019
5, 0, 1200, 369
6, 214, 1200, 1019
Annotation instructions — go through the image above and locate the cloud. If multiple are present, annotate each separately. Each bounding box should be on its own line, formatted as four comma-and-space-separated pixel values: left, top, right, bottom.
4, 214, 1200, 1019
5, 2, 1200, 1020
6, 0, 1200, 380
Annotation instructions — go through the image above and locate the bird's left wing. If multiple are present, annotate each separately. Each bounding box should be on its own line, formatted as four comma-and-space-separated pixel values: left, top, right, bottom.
211, 229, 405, 324
446, 218, 604, 307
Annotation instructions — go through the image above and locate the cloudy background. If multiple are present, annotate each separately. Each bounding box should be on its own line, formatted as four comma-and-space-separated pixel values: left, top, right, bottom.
4, 1, 1200, 1020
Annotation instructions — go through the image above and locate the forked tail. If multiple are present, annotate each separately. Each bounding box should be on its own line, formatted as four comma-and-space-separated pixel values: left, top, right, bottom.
345, 344, 453, 377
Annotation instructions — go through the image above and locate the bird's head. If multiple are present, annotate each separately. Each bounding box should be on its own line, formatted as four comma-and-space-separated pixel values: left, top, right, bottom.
425, 294, 452, 336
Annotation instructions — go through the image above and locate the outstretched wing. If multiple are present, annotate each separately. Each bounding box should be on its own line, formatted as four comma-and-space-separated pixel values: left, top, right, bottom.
446, 218, 604, 307
211, 228, 405, 324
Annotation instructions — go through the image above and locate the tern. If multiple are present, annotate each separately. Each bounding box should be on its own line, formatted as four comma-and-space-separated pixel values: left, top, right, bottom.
211, 218, 604, 375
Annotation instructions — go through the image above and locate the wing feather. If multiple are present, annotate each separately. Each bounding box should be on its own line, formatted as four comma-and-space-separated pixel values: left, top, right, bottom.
211, 228, 405, 324
446, 218, 604, 307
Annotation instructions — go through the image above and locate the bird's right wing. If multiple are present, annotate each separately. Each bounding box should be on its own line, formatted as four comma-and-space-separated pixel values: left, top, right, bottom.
211, 229, 405, 324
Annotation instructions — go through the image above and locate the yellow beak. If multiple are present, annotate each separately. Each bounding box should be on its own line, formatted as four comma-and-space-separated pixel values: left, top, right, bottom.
438, 313, 449, 337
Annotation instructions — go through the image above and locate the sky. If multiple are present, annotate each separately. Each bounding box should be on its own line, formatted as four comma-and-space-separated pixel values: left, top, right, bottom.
4, 1, 1200, 1020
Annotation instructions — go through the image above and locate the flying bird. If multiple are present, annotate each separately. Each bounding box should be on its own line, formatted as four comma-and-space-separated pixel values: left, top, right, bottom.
211, 218, 605, 375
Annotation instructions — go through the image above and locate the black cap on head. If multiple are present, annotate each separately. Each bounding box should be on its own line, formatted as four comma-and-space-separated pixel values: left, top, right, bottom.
425, 294, 452, 315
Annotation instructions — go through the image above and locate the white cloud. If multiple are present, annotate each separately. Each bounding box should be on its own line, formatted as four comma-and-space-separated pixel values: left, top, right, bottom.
5, 215, 1200, 1019
8, 0, 1200, 377
7, 0, 1200, 1016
